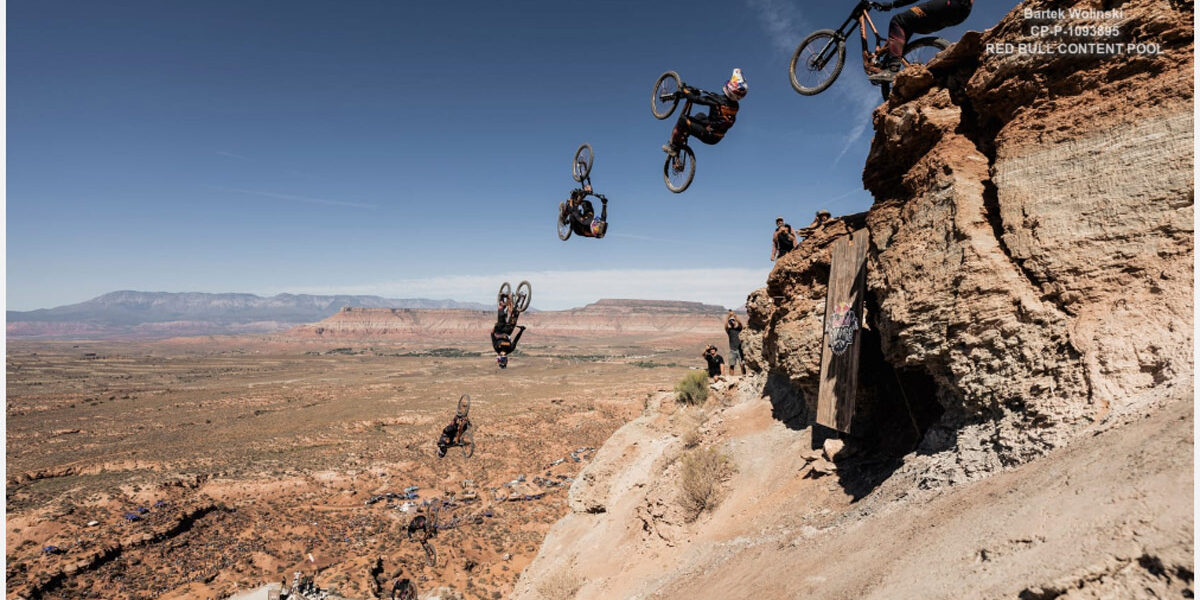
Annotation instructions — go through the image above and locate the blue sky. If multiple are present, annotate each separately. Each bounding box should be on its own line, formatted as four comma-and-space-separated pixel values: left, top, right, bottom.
6, 0, 1016, 311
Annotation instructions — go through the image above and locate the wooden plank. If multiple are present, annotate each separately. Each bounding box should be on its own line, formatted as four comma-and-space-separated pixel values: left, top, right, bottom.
816, 228, 870, 433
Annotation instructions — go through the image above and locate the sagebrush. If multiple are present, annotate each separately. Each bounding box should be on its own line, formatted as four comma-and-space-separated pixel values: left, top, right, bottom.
678, 446, 734, 520
674, 370, 710, 406
538, 569, 583, 600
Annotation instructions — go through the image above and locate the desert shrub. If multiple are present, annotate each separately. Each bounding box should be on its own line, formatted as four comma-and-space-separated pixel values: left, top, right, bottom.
538, 569, 583, 600
678, 447, 735, 520
674, 371, 710, 406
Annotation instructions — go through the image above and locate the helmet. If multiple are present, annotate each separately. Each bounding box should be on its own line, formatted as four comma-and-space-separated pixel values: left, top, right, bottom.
724, 68, 747, 100
497, 355, 508, 369
590, 218, 607, 238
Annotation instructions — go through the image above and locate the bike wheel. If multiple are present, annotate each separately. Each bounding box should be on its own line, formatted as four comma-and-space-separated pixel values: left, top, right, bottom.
557, 204, 572, 241
462, 428, 475, 458
514, 281, 532, 312
789, 30, 845, 96
497, 282, 511, 307
457, 394, 470, 418
663, 145, 696, 193
651, 71, 682, 120
423, 541, 437, 567
881, 37, 950, 100
572, 143, 594, 182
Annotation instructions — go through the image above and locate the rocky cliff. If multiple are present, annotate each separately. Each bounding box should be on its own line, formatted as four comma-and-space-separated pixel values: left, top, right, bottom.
743, 0, 1193, 483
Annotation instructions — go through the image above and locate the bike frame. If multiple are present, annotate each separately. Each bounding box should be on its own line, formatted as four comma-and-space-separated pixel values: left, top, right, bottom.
818, 1, 909, 73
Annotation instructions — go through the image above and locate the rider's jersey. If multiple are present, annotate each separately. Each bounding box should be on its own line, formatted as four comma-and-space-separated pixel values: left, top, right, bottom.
686, 89, 739, 135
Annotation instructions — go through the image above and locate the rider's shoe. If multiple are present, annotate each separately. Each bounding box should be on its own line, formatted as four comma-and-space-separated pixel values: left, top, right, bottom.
868, 56, 902, 84
661, 144, 678, 157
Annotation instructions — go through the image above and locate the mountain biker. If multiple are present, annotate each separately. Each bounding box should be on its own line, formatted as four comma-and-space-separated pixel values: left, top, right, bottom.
492, 294, 525, 368
561, 184, 609, 239
724, 311, 745, 376
662, 68, 747, 156
772, 220, 798, 261
868, 0, 974, 84
437, 412, 471, 458
406, 514, 435, 542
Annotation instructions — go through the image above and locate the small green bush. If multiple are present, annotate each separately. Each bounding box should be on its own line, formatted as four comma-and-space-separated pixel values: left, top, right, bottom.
678, 447, 735, 520
674, 371, 710, 406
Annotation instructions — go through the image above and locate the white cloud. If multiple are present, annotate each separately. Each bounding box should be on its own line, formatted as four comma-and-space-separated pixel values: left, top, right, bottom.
288, 267, 771, 310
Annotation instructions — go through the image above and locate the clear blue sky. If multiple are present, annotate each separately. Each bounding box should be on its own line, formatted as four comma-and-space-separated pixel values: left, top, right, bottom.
7, 0, 1016, 311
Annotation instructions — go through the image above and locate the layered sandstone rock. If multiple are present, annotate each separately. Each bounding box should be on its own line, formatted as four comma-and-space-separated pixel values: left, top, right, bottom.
744, 0, 1193, 482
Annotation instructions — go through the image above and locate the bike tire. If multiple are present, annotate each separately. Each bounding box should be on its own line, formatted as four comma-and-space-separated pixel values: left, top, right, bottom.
651, 71, 682, 120
789, 29, 845, 96
514, 281, 532, 313
881, 37, 950, 100
497, 282, 511, 307
456, 394, 470, 418
557, 204, 572, 241
462, 428, 475, 458
572, 143, 594, 182
423, 541, 437, 567
663, 145, 696, 193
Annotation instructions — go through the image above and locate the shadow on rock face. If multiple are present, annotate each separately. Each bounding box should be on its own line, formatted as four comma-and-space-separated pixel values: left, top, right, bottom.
763, 372, 808, 431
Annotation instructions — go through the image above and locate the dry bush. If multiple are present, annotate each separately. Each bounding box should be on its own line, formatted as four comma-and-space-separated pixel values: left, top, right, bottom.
678, 447, 735, 521
674, 371, 710, 406
538, 569, 583, 600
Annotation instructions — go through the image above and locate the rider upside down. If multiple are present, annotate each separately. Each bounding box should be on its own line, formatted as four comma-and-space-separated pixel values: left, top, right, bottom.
561, 184, 608, 239
491, 293, 525, 369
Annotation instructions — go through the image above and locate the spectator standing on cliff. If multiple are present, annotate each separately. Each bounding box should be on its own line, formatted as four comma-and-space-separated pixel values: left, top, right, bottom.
796, 210, 832, 241
703, 345, 725, 378
724, 311, 745, 376
771, 218, 798, 261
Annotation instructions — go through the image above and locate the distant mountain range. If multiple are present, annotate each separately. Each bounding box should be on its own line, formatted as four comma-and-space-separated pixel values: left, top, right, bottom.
6, 291, 491, 339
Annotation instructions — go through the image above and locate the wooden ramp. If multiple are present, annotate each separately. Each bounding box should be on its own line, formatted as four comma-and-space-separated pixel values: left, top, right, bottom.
816, 228, 870, 433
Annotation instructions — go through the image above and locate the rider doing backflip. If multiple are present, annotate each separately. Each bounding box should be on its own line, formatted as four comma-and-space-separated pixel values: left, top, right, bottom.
868, 0, 974, 83
561, 184, 608, 239
436, 411, 470, 458
662, 68, 747, 157
492, 293, 525, 369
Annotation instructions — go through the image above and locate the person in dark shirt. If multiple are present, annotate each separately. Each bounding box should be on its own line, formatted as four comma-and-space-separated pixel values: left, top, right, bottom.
562, 185, 609, 239
492, 294, 525, 369
436, 413, 470, 458
869, 0, 974, 84
703, 345, 725, 378
663, 68, 747, 156
724, 311, 745, 376
772, 219, 798, 261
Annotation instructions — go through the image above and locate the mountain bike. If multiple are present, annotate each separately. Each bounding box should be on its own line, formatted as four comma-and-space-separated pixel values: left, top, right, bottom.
446, 394, 475, 458
559, 145, 606, 241
789, 0, 949, 100
497, 281, 532, 317
650, 71, 697, 193
416, 502, 441, 566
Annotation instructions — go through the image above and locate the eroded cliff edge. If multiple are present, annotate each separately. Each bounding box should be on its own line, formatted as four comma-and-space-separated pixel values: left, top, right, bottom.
743, 0, 1193, 484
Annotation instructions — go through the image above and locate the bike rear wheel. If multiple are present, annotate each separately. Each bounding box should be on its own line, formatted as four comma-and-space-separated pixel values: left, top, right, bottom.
572, 143, 593, 182
461, 428, 475, 458
514, 281, 532, 312
456, 394, 470, 418
880, 36, 950, 100
422, 541, 437, 567
651, 71, 682, 120
663, 145, 696, 193
557, 204, 572, 241
789, 29, 845, 95
497, 282, 511, 307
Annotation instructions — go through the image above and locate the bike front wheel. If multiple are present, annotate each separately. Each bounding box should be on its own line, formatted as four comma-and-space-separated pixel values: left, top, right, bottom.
457, 394, 470, 418
651, 71, 682, 120
422, 541, 437, 567
790, 30, 845, 95
572, 143, 594, 182
663, 145, 696, 193
514, 281, 532, 312
557, 204, 572, 241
